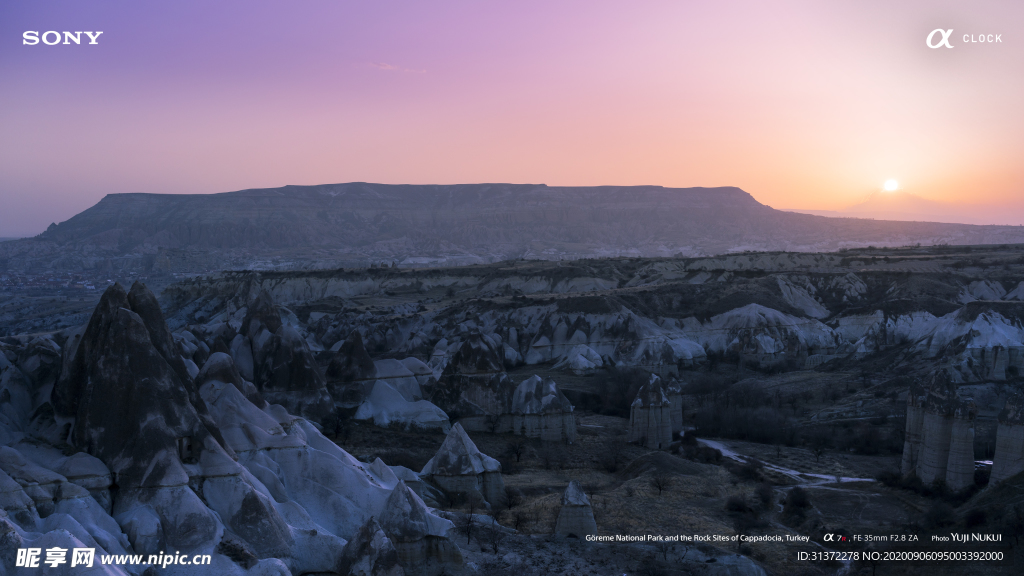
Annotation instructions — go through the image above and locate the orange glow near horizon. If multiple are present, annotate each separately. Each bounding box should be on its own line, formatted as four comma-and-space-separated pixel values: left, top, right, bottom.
1, 1, 1024, 235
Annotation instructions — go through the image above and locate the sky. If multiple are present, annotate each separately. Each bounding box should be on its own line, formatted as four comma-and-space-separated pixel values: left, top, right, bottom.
2, 0, 1023, 237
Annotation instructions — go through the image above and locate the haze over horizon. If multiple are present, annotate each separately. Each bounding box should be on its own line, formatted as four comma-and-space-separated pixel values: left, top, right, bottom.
2, 0, 1023, 237
782, 188, 1024, 226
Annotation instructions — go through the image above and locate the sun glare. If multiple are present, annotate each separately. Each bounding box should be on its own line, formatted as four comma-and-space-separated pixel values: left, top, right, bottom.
883, 179, 899, 192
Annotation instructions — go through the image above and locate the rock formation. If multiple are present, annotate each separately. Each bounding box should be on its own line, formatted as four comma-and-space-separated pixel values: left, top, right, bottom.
431, 334, 513, 431
430, 335, 575, 440
52, 282, 232, 489
554, 480, 597, 539
524, 311, 705, 374
629, 375, 674, 449
917, 380, 955, 485
0, 282, 463, 575
552, 344, 604, 375
373, 358, 428, 402
0, 348, 34, 446
946, 399, 978, 491
325, 331, 450, 431
378, 481, 463, 575
510, 375, 576, 443
420, 423, 504, 508
991, 392, 1024, 484
920, 310, 1024, 382
49, 283, 291, 566
665, 377, 684, 435
354, 380, 451, 432
900, 370, 977, 490
337, 517, 405, 576
197, 352, 266, 408
14, 335, 62, 402
900, 384, 927, 478
326, 330, 378, 407
679, 304, 838, 369
151, 250, 1024, 389
240, 291, 333, 420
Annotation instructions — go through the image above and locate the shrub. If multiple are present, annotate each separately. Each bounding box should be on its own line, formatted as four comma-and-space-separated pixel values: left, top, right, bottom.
731, 459, 764, 482
650, 474, 672, 496
505, 440, 526, 462
783, 487, 810, 514
501, 487, 523, 510
727, 494, 766, 546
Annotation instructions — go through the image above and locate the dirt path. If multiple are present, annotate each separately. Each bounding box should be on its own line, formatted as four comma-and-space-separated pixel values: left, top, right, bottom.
697, 438, 876, 485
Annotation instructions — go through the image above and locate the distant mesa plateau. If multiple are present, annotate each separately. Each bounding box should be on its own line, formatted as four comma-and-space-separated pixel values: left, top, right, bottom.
4, 182, 1024, 275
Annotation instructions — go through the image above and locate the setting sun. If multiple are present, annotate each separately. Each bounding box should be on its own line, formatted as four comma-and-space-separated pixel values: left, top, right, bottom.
884, 179, 899, 191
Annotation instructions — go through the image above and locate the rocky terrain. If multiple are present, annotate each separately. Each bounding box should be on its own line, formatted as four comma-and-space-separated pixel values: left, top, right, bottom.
156, 243, 1024, 386
2, 243, 1024, 575
0, 283, 466, 575
5, 183, 1024, 277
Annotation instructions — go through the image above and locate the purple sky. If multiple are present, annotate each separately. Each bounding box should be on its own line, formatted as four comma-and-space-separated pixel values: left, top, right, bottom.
2, 0, 1023, 236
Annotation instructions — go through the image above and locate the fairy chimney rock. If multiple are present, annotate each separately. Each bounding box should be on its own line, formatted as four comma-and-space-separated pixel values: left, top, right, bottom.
901, 370, 977, 490
665, 378, 684, 434
946, 398, 978, 491
420, 423, 505, 507
900, 382, 928, 477
992, 392, 1024, 484
336, 517, 405, 576
629, 374, 674, 449
378, 481, 463, 575
510, 375, 576, 443
554, 480, 597, 538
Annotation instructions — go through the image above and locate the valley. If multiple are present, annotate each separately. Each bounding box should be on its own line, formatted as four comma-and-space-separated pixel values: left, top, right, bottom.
2, 242, 1023, 575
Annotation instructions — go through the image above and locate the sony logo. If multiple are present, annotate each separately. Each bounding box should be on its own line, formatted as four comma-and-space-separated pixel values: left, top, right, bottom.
23, 31, 103, 45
